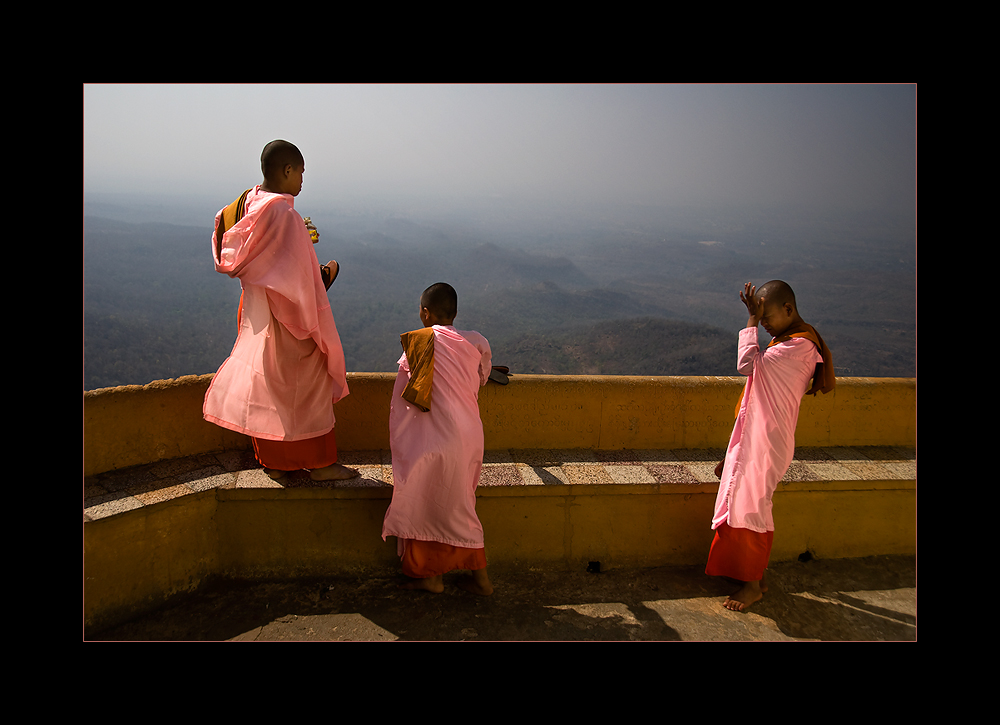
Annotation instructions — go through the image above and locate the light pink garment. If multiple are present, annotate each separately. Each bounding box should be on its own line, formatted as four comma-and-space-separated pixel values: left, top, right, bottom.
382, 326, 492, 549
712, 327, 823, 533
203, 186, 349, 441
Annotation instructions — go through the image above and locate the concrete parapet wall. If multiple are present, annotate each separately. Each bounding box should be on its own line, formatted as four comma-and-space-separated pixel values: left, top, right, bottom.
84, 375, 244, 478
84, 374, 916, 477
84, 467, 915, 632
83, 374, 915, 633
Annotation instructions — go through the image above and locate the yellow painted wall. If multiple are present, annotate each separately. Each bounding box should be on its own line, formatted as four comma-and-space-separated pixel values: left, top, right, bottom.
84, 477, 915, 632
83, 374, 916, 632
84, 491, 220, 630
213, 488, 398, 578
84, 374, 916, 476
84, 375, 246, 477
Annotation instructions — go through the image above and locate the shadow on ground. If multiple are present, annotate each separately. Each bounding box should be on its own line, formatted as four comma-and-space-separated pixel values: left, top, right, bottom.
89, 554, 915, 641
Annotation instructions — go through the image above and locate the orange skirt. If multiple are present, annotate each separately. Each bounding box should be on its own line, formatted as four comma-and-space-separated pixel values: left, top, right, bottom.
252, 427, 338, 471
400, 539, 487, 578
705, 521, 773, 582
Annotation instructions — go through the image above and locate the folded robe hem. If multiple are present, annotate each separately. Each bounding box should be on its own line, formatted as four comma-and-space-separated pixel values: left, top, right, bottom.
203, 413, 335, 443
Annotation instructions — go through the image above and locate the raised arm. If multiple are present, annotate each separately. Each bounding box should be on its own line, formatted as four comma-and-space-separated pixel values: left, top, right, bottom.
736, 282, 763, 375
740, 281, 764, 330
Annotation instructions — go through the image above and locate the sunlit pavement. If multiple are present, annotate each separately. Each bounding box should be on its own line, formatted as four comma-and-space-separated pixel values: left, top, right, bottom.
92, 555, 916, 642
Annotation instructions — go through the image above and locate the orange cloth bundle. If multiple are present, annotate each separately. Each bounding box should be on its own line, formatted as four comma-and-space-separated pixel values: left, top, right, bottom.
777, 322, 835, 396
214, 189, 251, 259
399, 327, 435, 412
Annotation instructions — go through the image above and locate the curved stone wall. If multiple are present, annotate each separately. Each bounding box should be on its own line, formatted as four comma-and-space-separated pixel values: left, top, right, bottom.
83, 374, 915, 633
84, 374, 915, 477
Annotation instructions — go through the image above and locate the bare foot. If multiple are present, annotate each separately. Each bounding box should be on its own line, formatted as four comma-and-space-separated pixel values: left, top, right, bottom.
456, 569, 494, 596
310, 463, 359, 481
398, 575, 444, 593
264, 468, 287, 480
723, 580, 763, 612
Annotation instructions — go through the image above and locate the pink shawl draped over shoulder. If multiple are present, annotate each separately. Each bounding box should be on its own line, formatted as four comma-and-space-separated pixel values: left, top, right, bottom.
203, 187, 349, 441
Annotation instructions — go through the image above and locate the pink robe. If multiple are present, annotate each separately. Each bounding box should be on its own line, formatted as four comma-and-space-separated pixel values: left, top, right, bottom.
382, 326, 492, 549
712, 327, 823, 533
203, 186, 349, 441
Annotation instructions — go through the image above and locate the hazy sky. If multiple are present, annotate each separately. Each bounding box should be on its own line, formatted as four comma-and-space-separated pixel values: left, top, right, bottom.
84, 84, 916, 215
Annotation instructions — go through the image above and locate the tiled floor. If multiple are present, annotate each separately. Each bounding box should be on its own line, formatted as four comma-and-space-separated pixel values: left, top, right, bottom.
85, 446, 915, 522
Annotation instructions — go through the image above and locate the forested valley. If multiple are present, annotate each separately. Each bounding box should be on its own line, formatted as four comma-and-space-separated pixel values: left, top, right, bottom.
84, 198, 916, 391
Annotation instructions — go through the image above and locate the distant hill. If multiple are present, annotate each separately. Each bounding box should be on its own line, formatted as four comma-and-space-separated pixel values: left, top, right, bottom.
495, 317, 735, 376
84, 217, 242, 390
83, 201, 916, 390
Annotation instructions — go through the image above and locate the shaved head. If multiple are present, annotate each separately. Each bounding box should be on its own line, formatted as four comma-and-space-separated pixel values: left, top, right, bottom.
757, 280, 797, 309
261, 140, 304, 180
421, 282, 458, 321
